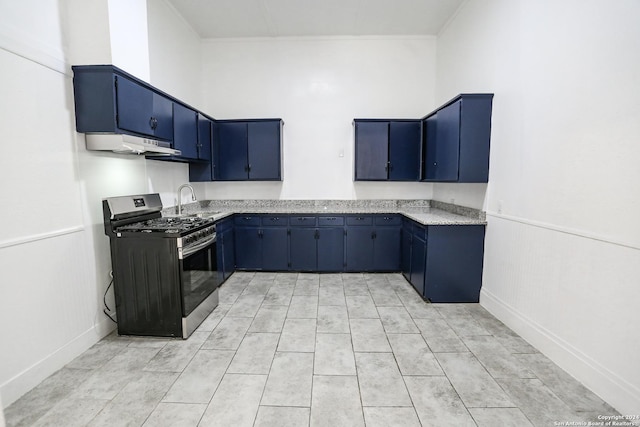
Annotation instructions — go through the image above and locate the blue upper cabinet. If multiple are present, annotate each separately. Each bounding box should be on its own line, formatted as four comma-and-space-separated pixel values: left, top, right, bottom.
354, 120, 421, 181
214, 119, 283, 181
216, 121, 250, 180
422, 94, 493, 183
354, 121, 389, 180
388, 121, 421, 181
73, 65, 175, 141
172, 103, 199, 160
188, 114, 214, 181
197, 114, 213, 162
248, 121, 282, 180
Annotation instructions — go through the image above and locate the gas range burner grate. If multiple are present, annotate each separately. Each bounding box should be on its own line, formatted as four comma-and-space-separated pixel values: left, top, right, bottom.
116, 216, 214, 233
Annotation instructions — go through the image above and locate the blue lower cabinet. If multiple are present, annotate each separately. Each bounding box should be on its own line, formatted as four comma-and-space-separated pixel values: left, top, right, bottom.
216, 218, 235, 282
262, 228, 289, 271
317, 228, 345, 272
401, 227, 412, 280
410, 233, 427, 295
345, 227, 374, 272
374, 226, 401, 271
424, 225, 485, 302
289, 228, 317, 271
235, 227, 261, 270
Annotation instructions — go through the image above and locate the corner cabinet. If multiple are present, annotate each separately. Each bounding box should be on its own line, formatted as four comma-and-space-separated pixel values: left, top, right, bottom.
354, 120, 421, 181
422, 94, 493, 183
73, 65, 174, 141
402, 217, 486, 303
213, 119, 283, 181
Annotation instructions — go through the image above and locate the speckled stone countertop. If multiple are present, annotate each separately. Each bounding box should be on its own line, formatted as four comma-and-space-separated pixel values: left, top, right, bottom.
166, 199, 486, 226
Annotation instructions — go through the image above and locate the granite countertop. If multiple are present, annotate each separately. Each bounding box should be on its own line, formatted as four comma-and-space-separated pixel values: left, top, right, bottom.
166, 200, 486, 226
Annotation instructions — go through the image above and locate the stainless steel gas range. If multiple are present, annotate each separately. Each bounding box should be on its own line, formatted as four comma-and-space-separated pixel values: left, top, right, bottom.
102, 193, 219, 338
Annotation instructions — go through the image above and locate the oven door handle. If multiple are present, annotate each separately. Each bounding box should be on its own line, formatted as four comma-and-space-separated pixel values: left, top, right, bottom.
179, 233, 217, 259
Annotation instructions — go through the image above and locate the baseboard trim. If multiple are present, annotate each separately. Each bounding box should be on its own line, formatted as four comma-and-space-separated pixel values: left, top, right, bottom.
0, 318, 116, 408
480, 288, 640, 415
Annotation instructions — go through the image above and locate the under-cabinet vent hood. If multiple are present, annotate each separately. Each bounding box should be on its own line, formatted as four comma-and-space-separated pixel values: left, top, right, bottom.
85, 134, 181, 156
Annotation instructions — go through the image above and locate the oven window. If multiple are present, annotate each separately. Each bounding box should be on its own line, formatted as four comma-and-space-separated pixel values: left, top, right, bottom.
181, 241, 219, 316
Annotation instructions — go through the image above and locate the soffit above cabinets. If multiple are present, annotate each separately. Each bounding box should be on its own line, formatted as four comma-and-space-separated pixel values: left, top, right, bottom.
167, 0, 465, 38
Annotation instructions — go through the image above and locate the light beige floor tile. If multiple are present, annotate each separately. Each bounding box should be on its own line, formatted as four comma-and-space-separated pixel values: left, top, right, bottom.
142, 403, 207, 427
355, 352, 412, 406
227, 333, 279, 374
254, 406, 310, 427
278, 318, 316, 352
362, 407, 421, 427
317, 305, 350, 333
350, 318, 391, 352
387, 333, 443, 376
310, 376, 364, 427
314, 333, 356, 375
261, 352, 314, 407
199, 374, 267, 427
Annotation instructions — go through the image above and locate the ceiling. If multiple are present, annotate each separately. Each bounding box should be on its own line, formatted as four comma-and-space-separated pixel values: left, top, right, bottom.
167, 0, 466, 38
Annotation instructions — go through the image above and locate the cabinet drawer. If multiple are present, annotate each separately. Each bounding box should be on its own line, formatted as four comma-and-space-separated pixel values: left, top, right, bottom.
234, 215, 261, 226
262, 216, 288, 226
318, 216, 344, 226
291, 216, 317, 226
375, 215, 401, 226
346, 216, 373, 226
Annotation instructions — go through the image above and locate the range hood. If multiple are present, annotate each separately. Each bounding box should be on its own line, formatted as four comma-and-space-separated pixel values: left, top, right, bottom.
85, 134, 181, 156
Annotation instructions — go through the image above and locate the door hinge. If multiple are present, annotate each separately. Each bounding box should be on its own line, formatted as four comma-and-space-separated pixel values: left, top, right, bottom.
287, 229, 291, 236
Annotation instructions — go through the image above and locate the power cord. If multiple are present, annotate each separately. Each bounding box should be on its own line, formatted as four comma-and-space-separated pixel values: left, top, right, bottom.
103, 271, 117, 323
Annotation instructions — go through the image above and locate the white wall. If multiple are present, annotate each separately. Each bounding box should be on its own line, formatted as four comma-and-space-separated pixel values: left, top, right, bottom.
0, 0, 193, 408
200, 37, 436, 200
436, 0, 640, 413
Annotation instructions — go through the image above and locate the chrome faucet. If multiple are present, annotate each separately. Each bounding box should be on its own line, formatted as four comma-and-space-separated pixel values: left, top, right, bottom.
177, 184, 197, 215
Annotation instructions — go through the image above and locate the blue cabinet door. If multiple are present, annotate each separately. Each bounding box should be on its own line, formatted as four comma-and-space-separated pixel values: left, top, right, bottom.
173, 103, 198, 159
410, 234, 426, 296
216, 122, 248, 180
354, 121, 389, 180
189, 114, 214, 182
458, 96, 493, 182
374, 227, 401, 271
290, 228, 317, 271
388, 121, 421, 181
262, 228, 289, 270
115, 76, 155, 138
422, 115, 438, 180
248, 121, 281, 180
317, 228, 345, 272
198, 114, 212, 161
235, 227, 261, 269
425, 225, 485, 302
221, 227, 235, 280
345, 227, 374, 271
433, 100, 461, 181
115, 76, 174, 141
401, 226, 412, 280
152, 93, 173, 141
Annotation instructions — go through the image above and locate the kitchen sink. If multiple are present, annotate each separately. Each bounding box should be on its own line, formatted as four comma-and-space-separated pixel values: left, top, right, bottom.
182, 212, 221, 218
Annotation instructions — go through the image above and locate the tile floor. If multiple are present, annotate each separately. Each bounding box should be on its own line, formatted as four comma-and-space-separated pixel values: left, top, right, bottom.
5, 272, 619, 427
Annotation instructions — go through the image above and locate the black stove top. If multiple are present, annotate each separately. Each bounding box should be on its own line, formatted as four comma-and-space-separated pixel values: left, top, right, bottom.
115, 216, 215, 234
